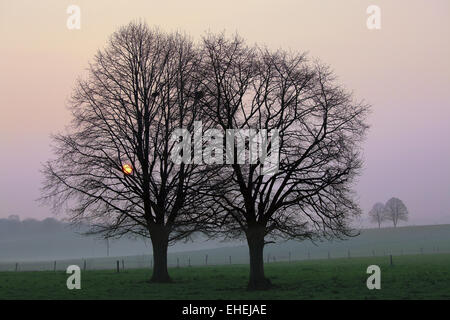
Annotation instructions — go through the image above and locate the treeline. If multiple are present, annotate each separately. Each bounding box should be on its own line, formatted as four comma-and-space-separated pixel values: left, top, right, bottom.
0, 215, 71, 239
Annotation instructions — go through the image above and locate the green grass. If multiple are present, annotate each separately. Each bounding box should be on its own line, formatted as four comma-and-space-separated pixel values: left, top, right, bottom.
1, 253, 449, 299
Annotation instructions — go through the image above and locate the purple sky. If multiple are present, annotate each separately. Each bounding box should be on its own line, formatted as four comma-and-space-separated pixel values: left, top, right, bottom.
1, 0, 449, 226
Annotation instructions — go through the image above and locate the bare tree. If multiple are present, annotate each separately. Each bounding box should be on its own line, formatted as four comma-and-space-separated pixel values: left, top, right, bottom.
368, 202, 386, 228
384, 197, 409, 227
41, 22, 214, 283
199, 34, 370, 290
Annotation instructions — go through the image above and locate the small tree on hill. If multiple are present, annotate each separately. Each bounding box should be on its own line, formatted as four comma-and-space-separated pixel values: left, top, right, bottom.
384, 197, 409, 227
368, 202, 386, 228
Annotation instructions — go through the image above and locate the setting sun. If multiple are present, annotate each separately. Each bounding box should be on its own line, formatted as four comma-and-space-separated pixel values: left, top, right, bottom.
122, 164, 133, 175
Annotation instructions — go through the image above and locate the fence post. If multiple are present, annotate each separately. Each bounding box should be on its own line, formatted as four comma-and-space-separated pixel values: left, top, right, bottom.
83, 260, 86, 271
348, 250, 351, 259
188, 257, 191, 267
122, 259, 124, 270
288, 251, 291, 263
229, 256, 232, 265
177, 257, 179, 268
54, 261, 57, 272
267, 253, 270, 263
116, 260, 120, 273
390, 254, 393, 266
150, 259, 153, 269
15, 263, 18, 272
205, 254, 208, 265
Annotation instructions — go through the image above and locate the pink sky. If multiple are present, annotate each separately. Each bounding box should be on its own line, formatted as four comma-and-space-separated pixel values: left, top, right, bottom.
1, 0, 449, 226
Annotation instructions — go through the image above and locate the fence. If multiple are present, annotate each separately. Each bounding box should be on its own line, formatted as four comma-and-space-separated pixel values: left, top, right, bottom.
0, 244, 448, 272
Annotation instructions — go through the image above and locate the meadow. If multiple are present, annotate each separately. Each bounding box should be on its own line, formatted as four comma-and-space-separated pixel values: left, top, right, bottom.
1, 253, 449, 299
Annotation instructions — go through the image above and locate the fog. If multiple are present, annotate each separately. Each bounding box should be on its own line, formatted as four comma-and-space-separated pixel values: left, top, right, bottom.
0, 216, 240, 261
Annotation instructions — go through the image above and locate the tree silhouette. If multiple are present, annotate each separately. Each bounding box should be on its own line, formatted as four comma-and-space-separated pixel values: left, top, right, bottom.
41, 23, 370, 289
199, 34, 370, 290
41, 22, 215, 282
384, 197, 409, 227
369, 202, 386, 228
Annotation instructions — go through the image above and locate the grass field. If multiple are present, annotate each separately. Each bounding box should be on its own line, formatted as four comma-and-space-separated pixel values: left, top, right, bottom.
1, 253, 449, 299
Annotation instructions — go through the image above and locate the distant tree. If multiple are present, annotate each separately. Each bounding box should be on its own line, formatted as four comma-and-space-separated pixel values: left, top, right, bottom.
0, 216, 21, 239
384, 197, 409, 227
22, 218, 40, 232
42, 217, 63, 232
368, 202, 386, 228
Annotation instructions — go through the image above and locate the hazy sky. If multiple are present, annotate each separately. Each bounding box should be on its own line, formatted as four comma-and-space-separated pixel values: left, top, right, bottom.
1, 0, 449, 226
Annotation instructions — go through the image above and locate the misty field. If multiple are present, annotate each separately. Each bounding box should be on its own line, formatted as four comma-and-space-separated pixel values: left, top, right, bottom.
2, 224, 450, 271
1, 253, 449, 300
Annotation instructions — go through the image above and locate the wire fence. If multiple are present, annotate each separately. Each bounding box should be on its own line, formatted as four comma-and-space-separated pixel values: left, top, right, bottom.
0, 245, 448, 272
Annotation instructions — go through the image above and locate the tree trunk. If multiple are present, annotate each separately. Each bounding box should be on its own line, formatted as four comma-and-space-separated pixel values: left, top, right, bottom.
246, 227, 271, 290
150, 226, 171, 283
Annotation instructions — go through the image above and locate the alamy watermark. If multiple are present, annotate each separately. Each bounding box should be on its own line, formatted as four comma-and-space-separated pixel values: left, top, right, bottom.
170, 121, 280, 176
66, 5, 81, 30
367, 5, 381, 30
66, 265, 81, 290
366, 265, 381, 290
